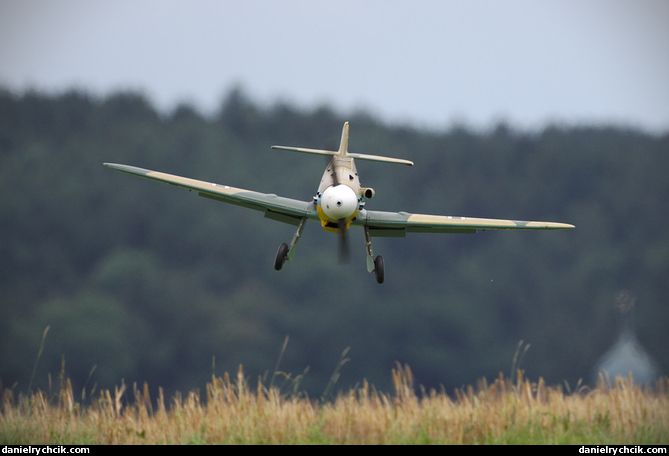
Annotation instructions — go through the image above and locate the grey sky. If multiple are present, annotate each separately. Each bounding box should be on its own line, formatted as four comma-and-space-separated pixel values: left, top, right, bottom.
1, 0, 668, 132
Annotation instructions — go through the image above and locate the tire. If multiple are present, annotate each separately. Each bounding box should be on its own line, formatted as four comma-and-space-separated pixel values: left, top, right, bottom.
374, 255, 385, 284
274, 243, 289, 270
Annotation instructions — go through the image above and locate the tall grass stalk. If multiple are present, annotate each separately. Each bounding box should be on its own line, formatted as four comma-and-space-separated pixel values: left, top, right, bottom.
26, 326, 49, 395
510, 339, 530, 384
269, 335, 290, 391
321, 346, 351, 401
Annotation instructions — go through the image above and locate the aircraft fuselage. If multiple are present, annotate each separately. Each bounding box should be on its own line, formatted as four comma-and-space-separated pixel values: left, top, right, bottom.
316, 156, 363, 232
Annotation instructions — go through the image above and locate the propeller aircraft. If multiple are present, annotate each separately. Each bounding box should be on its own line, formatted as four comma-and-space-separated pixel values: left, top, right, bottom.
104, 122, 574, 284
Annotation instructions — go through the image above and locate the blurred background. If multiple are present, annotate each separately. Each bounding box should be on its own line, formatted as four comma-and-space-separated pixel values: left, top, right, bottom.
1, 0, 667, 399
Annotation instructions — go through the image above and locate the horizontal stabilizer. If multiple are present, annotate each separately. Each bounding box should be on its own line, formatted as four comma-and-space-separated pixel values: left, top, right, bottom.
272, 121, 413, 165
348, 153, 413, 166
271, 146, 414, 166
271, 145, 338, 157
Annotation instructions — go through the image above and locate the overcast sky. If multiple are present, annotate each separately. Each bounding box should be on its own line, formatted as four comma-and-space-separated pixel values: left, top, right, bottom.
2, 0, 668, 133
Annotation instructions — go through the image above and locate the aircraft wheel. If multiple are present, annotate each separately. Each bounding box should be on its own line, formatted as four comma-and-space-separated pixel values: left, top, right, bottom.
274, 243, 289, 270
374, 255, 385, 284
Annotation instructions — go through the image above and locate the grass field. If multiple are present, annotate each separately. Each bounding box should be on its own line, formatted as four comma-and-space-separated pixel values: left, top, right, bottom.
1, 365, 668, 444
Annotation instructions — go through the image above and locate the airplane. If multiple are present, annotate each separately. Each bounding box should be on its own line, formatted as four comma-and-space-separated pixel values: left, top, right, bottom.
104, 122, 574, 284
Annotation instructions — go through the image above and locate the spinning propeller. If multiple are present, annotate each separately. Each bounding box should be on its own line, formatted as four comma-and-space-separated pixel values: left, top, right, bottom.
331, 165, 350, 263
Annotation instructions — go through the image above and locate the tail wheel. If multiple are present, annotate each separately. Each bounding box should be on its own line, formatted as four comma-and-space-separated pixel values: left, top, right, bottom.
374, 255, 385, 284
274, 243, 289, 270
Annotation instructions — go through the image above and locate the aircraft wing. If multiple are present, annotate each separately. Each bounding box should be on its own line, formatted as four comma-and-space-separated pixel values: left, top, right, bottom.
103, 163, 319, 226
358, 209, 574, 236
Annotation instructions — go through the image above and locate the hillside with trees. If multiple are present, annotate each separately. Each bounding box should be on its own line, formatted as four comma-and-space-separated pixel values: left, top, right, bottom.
1, 88, 667, 398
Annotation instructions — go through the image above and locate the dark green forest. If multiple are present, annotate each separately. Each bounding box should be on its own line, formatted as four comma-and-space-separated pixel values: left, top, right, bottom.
1, 88, 667, 399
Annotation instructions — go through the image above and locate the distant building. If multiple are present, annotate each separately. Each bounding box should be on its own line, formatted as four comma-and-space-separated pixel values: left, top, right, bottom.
594, 291, 659, 385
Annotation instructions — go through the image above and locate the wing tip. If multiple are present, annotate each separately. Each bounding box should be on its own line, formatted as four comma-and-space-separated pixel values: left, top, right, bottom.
529, 221, 575, 230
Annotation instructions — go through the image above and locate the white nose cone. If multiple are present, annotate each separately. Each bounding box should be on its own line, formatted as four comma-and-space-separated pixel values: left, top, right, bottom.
321, 185, 358, 220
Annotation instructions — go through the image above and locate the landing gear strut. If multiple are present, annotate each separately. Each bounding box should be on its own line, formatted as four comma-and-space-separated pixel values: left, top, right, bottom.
274, 217, 307, 271
275, 221, 385, 284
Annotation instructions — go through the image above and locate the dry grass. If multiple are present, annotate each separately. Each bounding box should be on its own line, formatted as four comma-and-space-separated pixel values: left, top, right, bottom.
2, 365, 668, 444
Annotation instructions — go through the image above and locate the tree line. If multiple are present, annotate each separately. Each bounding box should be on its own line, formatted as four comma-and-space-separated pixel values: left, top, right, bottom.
1, 87, 667, 398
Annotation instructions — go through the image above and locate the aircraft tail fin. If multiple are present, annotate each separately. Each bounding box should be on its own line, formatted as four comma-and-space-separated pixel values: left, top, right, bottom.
271, 122, 414, 166
337, 121, 349, 156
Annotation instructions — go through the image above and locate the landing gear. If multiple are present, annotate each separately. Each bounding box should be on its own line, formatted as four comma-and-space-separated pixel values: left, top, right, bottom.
374, 255, 385, 284
275, 220, 386, 283
274, 217, 307, 271
364, 226, 385, 284
274, 242, 289, 270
